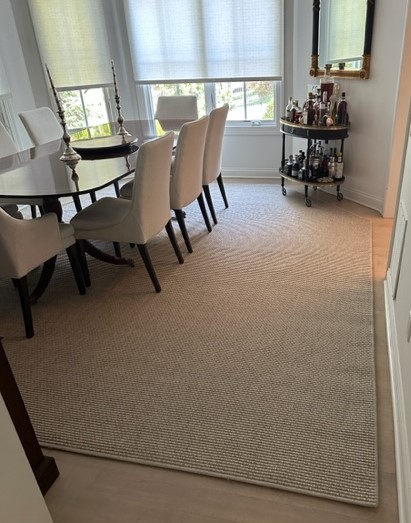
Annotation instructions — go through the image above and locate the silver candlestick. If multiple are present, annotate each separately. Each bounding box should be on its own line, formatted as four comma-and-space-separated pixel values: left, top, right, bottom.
111, 59, 131, 137
45, 64, 81, 164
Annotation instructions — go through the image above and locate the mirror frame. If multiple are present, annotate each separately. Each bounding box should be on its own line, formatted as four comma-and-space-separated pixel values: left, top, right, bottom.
310, 0, 376, 80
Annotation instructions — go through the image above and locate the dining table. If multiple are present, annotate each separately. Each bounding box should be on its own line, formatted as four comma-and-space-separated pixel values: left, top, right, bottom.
0, 119, 159, 298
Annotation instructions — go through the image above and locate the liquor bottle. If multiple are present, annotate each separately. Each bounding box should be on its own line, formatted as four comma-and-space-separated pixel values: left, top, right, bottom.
292, 156, 300, 177
286, 155, 293, 175
319, 92, 328, 124
303, 92, 315, 111
336, 92, 349, 125
307, 100, 316, 126
329, 82, 340, 123
291, 100, 302, 123
302, 105, 308, 125
328, 156, 336, 178
335, 153, 344, 179
285, 97, 293, 121
320, 64, 334, 102
313, 93, 321, 125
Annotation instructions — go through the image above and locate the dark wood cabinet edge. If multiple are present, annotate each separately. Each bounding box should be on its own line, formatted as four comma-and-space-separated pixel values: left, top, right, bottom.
0, 337, 59, 495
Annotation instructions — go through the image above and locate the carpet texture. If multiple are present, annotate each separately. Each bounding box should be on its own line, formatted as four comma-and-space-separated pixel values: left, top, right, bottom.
1, 182, 378, 506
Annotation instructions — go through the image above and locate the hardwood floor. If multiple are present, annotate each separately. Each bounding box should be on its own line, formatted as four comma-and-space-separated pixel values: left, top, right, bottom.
43, 194, 398, 523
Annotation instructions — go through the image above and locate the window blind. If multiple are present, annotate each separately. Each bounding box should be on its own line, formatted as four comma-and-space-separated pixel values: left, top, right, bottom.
325, 0, 367, 63
28, 0, 113, 88
124, 0, 283, 84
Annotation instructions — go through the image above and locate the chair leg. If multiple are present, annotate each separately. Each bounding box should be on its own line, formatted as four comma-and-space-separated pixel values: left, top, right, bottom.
174, 209, 193, 253
217, 173, 229, 208
66, 244, 86, 295
30, 205, 37, 218
73, 195, 83, 212
76, 240, 91, 287
30, 256, 57, 304
137, 244, 161, 293
113, 242, 122, 258
13, 276, 34, 338
197, 193, 212, 232
113, 180, 121, 198
90, 191, 97, 203
203, 185, 218, 225
165, 220, 184, 264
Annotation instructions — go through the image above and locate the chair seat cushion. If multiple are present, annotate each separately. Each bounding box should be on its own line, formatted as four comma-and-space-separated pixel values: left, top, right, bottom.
72, 197, 130, 229
71, 197, 131, 240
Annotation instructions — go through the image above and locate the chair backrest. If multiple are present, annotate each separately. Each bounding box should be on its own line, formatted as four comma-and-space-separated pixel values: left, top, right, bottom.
130, 131, 175, 244
170, 115, 209, 210
0, 121, 18, 158
203, 104, 229, 185
154, 95, 198, 132
19, 107, 63, 146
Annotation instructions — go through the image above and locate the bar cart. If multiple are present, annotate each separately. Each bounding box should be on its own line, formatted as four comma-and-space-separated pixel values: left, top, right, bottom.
279, 118, 349, 207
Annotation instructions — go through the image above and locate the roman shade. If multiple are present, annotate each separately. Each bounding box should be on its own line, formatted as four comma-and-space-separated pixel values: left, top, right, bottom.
28, 0, 112, 88
124, 0, 283, 84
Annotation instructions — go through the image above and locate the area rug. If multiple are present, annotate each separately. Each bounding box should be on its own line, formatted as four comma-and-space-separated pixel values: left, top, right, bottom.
1, 182, 378, 506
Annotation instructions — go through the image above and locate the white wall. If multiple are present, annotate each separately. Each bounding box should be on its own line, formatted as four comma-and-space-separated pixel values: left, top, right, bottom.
0, 396, 54, 523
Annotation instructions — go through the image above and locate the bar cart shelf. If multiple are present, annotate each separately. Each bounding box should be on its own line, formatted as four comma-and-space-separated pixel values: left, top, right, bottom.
279, 118, 349, 207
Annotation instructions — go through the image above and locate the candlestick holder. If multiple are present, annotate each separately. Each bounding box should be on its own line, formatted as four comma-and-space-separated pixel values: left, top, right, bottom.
111, 59, 131, 137
45, 64, 82, 165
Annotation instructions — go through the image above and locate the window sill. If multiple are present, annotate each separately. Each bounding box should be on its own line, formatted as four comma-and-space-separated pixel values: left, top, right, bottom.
224, 124, 281, 136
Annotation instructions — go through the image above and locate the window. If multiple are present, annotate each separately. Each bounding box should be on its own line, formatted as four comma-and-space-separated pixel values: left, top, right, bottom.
214, 81, 277, 121
149, 80, 278, 125
58, 87, 114, 139
125, 0, 283, 125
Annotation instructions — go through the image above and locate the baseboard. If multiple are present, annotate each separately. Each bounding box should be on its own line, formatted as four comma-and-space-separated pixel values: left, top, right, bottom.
384, 275, 411, 523
223, 170, 384, 213
223, 168, 278, 179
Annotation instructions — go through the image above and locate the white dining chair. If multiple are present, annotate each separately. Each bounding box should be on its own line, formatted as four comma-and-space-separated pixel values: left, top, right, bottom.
120, 116, 212, 253
18, 107, 63, 146
169, 115, 211, 253
154, 95, 198, 132
71, 131, 184, 293
202, 104, 229, 224
0, 121, 43, 218
0, 207, 86, 338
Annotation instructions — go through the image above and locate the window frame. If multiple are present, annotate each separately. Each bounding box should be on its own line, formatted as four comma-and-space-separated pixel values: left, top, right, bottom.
138, 80, 282, 131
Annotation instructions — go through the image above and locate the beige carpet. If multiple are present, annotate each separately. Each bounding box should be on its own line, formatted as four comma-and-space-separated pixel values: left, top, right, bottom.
1, 182, 378, 506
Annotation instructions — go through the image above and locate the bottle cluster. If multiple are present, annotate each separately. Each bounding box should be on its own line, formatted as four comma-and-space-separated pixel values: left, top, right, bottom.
284, 141, 344, 182
285, 64, 349, 127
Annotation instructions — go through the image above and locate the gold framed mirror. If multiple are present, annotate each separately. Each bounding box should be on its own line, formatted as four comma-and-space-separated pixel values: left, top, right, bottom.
310, 0, 376, 80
